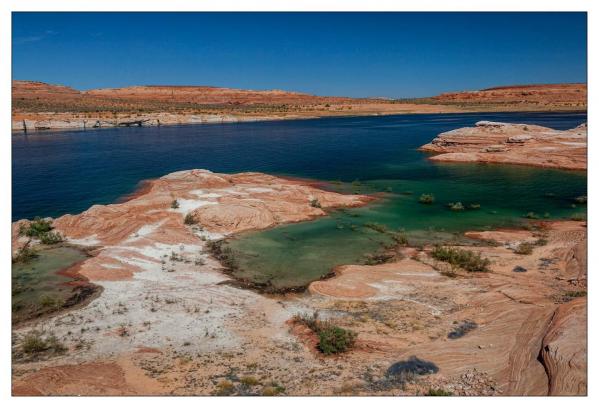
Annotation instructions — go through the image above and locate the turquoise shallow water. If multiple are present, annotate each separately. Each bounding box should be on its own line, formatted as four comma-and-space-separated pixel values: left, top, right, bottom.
12, 111, 586, 288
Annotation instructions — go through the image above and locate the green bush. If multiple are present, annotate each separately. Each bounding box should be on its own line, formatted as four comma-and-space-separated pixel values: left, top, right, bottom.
514, 242, 534, 255
419, 194, 435, 204
448, 202, 464, 211
390, 232, 409, 246
21, 217, 53, 238
430, 246, 490, 272
317, 326, 357, 355
293, 312, 357, 355
21, 331, 66, 355
39, 231, 63, 245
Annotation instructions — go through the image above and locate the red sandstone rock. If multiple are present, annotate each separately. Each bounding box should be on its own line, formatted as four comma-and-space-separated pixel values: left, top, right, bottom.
419, 121, 587, 170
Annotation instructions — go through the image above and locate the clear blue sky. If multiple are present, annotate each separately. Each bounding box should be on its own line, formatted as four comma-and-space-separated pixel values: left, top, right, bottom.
12, 12, 587, 98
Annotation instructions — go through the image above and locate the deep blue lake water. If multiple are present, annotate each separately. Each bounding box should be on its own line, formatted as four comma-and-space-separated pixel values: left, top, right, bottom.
12, 111, 586, 222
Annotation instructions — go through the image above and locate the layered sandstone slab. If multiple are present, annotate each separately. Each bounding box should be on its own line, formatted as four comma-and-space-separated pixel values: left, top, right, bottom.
13, 169, 369, 281
419, 121, 587, 170
309, 221, 587, 395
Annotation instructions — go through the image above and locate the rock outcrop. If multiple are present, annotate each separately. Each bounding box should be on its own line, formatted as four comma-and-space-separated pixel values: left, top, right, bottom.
540, 298, 587, 395
419, 121, 587, 170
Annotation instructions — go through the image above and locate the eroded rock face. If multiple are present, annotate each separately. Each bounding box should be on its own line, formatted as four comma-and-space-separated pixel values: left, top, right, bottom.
541, 298, 587, 395
419, 121, 587, 170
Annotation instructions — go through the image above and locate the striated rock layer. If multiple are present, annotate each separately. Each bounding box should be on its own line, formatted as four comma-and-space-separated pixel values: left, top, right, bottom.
419, 121, 587, 170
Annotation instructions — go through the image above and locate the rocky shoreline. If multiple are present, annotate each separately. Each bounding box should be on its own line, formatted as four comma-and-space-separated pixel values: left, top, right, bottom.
11, 169, 586, 396
419, 121, 587, 171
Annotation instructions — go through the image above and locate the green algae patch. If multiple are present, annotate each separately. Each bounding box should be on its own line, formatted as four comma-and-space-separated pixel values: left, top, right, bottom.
12, 246, 97, 324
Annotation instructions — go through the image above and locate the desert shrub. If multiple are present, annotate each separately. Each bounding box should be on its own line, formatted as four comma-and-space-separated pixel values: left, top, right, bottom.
426, 388, 454, 396
310, 198, 322, 208
214, 380, 235, 396
262, 383, 285, 396
293, 312, 357, 355
317, 326, 357, 355
431, 246, 490, 272
183, 213, 197, 225
447, 202, 464, 211
534, 238, 548, 246
206, 240, 238, 270
240, 376, 260, 386
39, 294, 64, 309
390, 232, 409, 246
419, 194, 435, 204
39, 231, 63, 245
21, 331, 66, 355
170, 199, 180, 209
514, 242, 534, 255
22, 217, 53, 238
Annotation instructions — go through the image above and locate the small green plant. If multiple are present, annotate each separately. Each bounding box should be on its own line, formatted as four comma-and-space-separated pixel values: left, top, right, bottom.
448, 202, 464, 211
39, 231, 64, 245
214, 379, 235, 396
293, 312, 357, 355
317, 325, 357, 355
430, 246, 490, 272
171, 199, 180, 209
183, 213, 197, 225
21, 217, 53, 238
514, 242, 534, 255
419, 194, 435, 204
390, 231, 409, 246
39, 294, 63, 309
262, 383, 285, 396
534, 238, 548, 246
21, 331, 66, 355
310, 198, 322, 208
240, 376, 260, 386
525, 212, 539, 219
